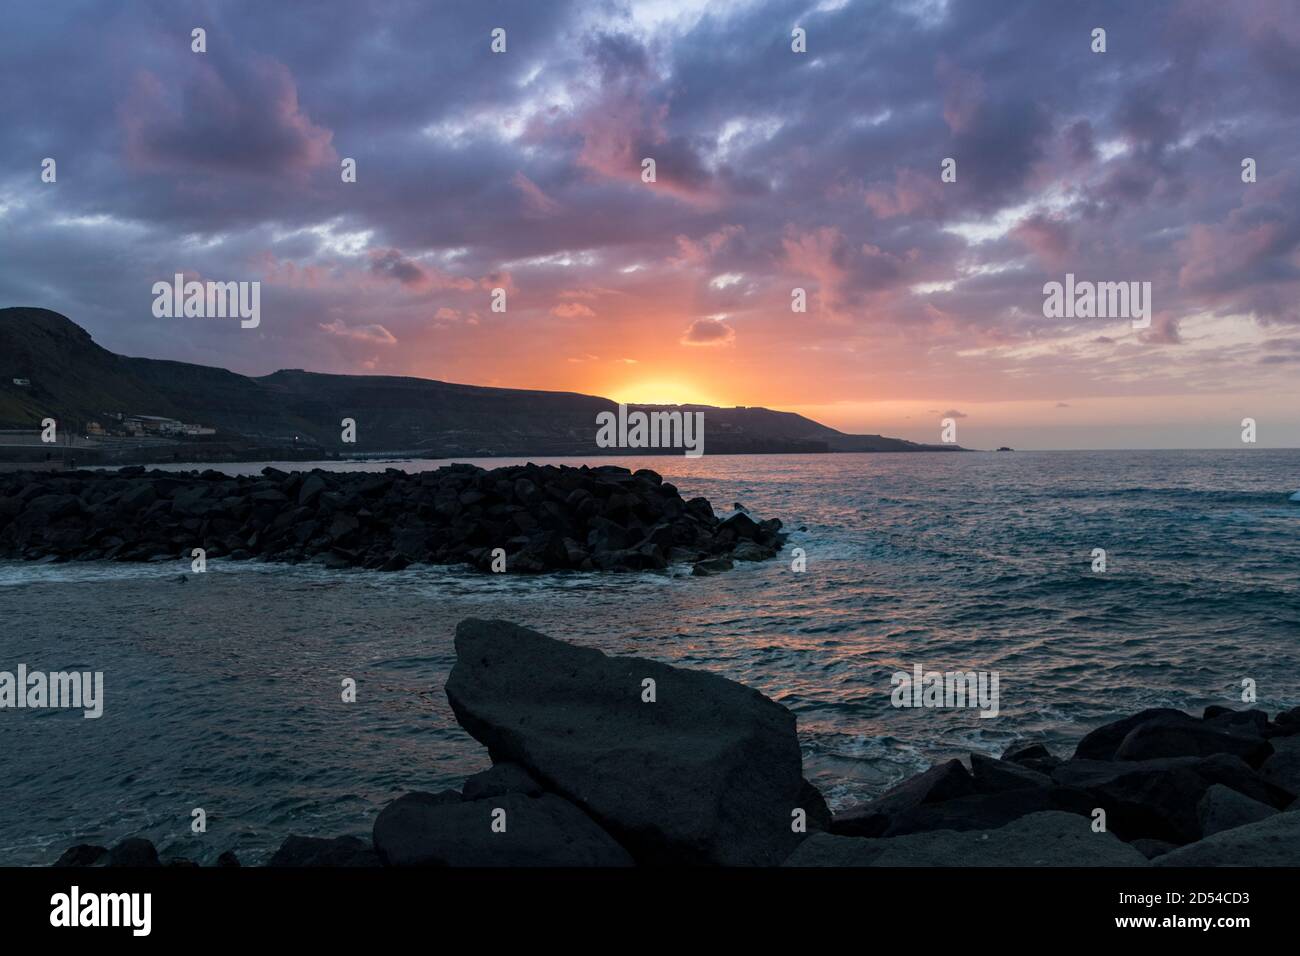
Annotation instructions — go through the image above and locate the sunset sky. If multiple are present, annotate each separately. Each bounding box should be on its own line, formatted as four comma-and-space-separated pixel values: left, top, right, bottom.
2, 0, 1299, 448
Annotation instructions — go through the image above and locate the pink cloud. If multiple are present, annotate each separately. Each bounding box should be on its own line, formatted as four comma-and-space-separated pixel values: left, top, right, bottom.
552, 302, 596, 318
120, 55, 334, 178
512, 171, 561, 217
1140, 314, 1183, 345
782, 226, 848, 316
936, 56, 985, 134
1012, 213, 1074, 267
864, 168, 944, 219
671, 225, 743, 266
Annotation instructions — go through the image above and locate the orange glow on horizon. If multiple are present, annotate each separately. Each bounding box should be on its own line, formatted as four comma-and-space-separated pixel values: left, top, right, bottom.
604, 380, 724, 407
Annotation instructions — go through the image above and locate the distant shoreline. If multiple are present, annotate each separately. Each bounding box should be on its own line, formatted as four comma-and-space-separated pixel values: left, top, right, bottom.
7, 446, 1300, 472
0, 444, 974, 471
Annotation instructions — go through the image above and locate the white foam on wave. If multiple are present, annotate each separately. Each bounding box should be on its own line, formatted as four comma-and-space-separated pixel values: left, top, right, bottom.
1290, 490, 1300, 502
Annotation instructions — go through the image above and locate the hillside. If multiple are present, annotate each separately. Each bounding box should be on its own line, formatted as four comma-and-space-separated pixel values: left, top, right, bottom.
0, 307, 962, 459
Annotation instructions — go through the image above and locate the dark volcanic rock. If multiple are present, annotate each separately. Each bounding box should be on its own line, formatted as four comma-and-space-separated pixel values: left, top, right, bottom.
0, 463, 788, 575
462, 763, 544, 801
215, 850, 241, 867
1203, 706, 1272, 736
266, 834, 379, 867
881, 786, 1094, 837
799, 778, 834, 832
1131, 838, 1178, 860
831, 760, 976, 838
444, 618, 807, 865
692, 557, 734, 576
970, 752, 1053, 793
1072, 708, 1186, 761
1154, 812, 1300, 866
52, 844, 107, 867
1194, 753, 1295, 808
1273, 705, 1300, 735
369, 791, 462, 864
786, 812, 1148, 867
372, 790, 633, 867
718, 510, 762, 540
1049, 750, 1292, 844
1197, 784, 1277, 837
1000, 741, 1062, 775
1258, 735, 1300, 795
1113, 711, 1273, 767
117, 482, 156, 512
1051, 757, 1209, 843
106, 837, 161, 867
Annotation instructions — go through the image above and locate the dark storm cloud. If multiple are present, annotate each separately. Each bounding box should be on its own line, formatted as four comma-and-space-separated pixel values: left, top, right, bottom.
681, 316, 735, 346
369, 249, 430, 289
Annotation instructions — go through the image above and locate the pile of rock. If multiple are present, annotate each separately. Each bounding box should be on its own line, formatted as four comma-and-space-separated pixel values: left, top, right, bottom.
49, 621, 1300, 867
0, 463, 787, 574
793, 703, 1300, 865
360, 618, 825, 866
54, 618, 826, 868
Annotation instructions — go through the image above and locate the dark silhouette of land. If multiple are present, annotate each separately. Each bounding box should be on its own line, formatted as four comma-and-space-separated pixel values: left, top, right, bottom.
0, 307, 964, 463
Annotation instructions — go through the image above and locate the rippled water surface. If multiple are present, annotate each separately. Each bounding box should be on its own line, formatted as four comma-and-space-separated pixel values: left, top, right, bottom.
3, 449, 1299, 864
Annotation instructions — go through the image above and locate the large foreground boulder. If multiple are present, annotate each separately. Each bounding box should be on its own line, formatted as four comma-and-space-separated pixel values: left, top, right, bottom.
785, 812, 1148, 867
373, 790, 633, 867
444, 619, 808, 865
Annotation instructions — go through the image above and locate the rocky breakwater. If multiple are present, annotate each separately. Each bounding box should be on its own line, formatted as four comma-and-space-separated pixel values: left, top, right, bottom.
0, 463, 787, 574
50, 621, 1300, 867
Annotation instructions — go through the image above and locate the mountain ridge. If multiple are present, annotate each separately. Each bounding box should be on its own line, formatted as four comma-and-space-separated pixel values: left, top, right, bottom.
0, 307, 964, 458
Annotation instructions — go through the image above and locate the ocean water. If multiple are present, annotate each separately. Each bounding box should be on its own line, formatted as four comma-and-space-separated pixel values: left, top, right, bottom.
2, 449, 1299, 865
